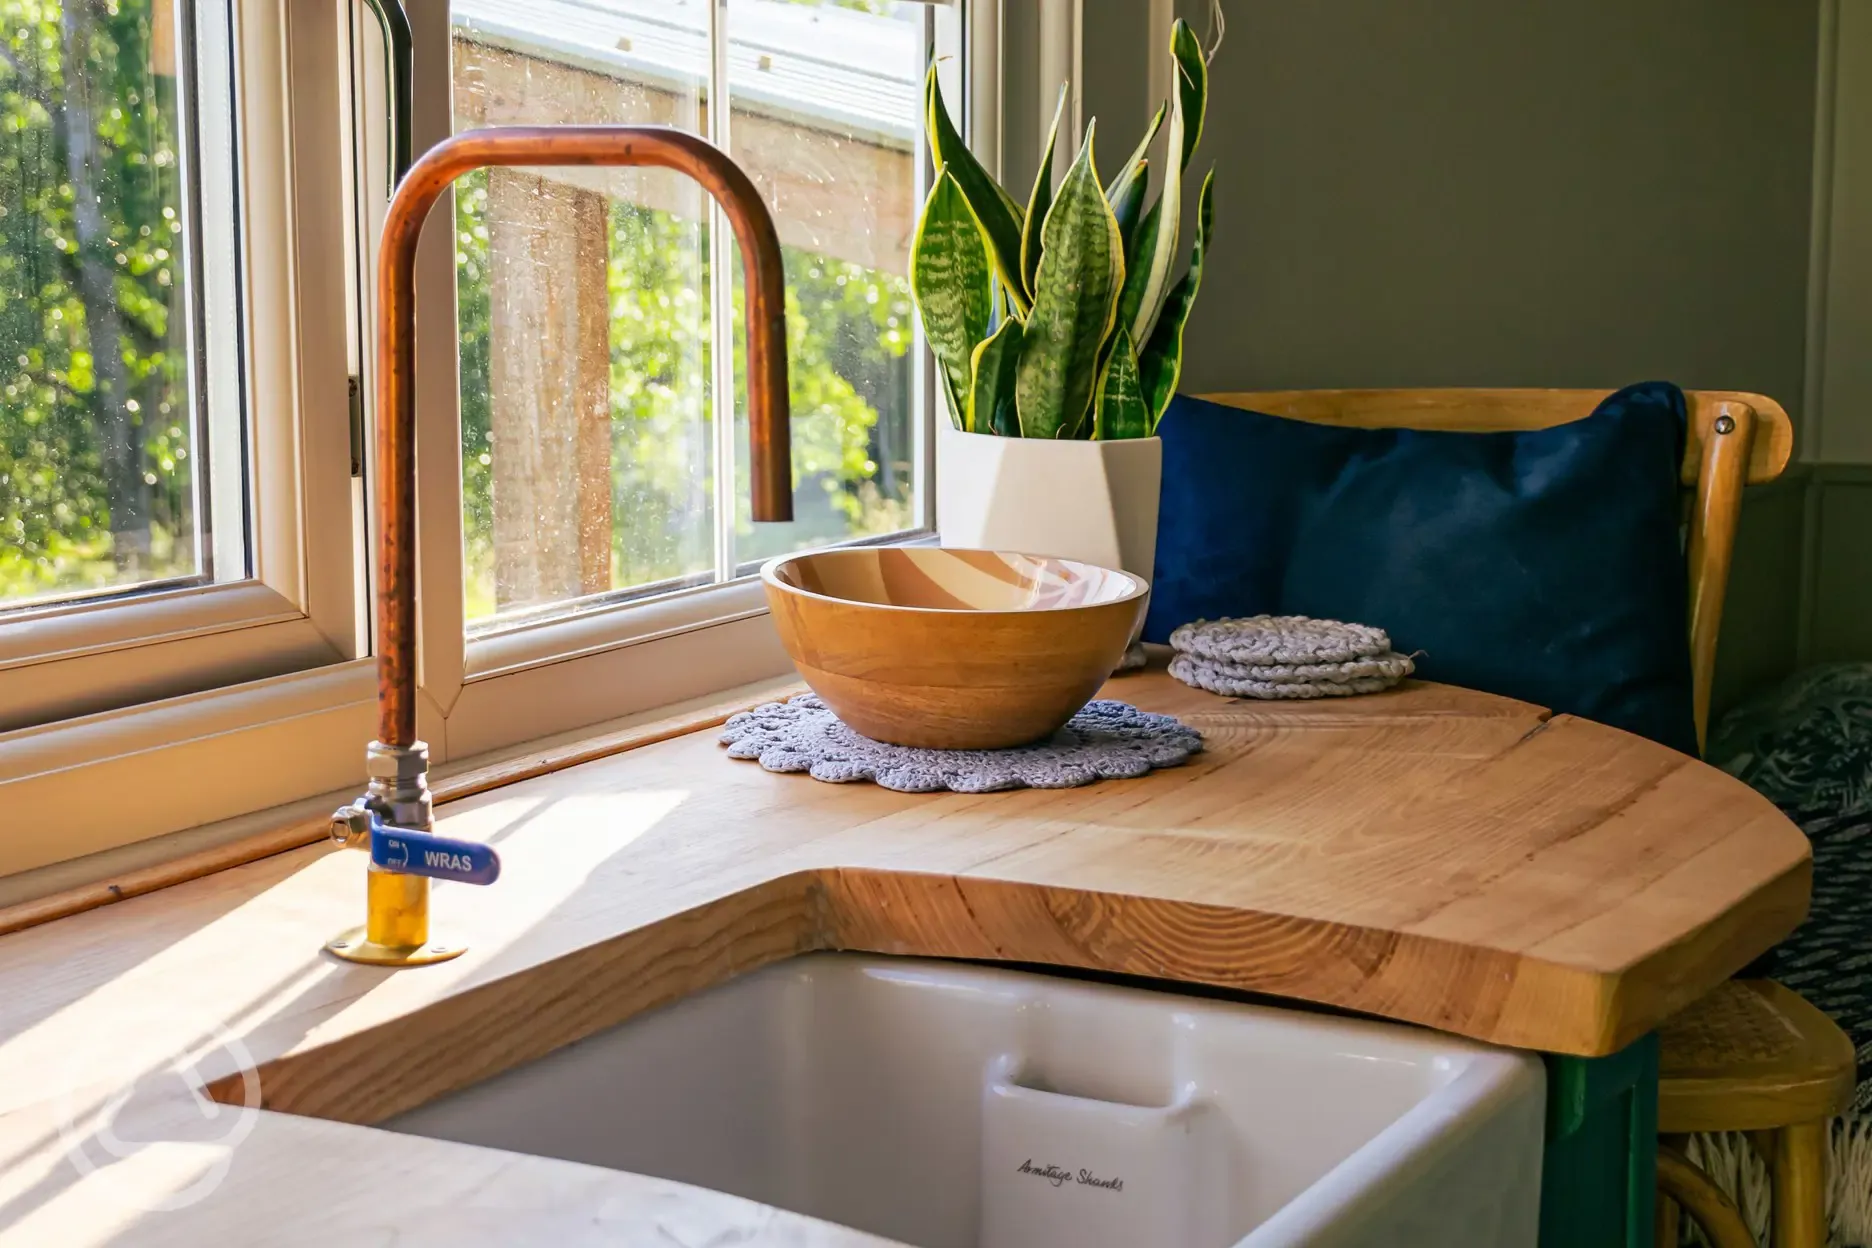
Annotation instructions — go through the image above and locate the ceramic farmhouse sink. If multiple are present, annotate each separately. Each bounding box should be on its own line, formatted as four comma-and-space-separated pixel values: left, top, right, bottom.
386, 955, 1546, 1247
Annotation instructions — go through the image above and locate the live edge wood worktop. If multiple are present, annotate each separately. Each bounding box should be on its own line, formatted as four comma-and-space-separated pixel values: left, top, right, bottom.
0, 668, 1809, 1245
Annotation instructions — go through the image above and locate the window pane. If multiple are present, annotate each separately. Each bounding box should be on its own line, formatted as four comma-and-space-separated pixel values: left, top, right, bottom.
0, 0, 236, 609
450, 0, 931, 633
452, 2, 715, 628
726, 0, 923, 570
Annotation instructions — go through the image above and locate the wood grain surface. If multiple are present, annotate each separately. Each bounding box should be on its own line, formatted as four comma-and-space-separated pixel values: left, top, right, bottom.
0, 665, 1810, 1245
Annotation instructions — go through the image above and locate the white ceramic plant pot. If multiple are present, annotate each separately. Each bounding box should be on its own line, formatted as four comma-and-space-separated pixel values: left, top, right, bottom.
936, 422, 1163, 587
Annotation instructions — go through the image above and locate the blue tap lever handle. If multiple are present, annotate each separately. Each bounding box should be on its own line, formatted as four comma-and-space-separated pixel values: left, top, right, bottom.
370, 818, 501, 885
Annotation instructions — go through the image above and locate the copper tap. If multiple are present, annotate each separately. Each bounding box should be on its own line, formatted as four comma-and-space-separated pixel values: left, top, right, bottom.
378, 126, 793, 749
328, 126, 792, 967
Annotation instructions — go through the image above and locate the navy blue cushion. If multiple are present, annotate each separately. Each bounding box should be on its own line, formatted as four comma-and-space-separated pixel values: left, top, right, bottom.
1145, 383, 1698, 755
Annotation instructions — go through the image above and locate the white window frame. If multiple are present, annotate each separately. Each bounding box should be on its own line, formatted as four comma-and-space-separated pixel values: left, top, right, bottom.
0, 0, 1031, 887
0, 0, 360, 732
0, 0, 369, 876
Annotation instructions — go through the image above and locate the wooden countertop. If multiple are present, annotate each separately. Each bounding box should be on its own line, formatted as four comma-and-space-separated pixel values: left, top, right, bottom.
0, 669, 1809, 1244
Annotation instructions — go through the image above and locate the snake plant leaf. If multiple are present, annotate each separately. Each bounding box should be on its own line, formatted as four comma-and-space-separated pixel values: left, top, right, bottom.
1110, 159, 1150, 262
1103, 101, 1163, 213
1021, 84, 1069, 304
1016, 120, 1123, 440
1128, 19, 1209, 348
1171, 20, 1208, 169
925, 66, 1029, 317
1138, 168, 1215, 430
910, 169, 992, 427
969, 316, 1025, 437
1094, 326, 1149, 441
938, 370, 965, 432
1114, 196, 1162, 345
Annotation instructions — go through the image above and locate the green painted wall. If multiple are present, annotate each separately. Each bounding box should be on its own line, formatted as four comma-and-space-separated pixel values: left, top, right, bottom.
1809, 470, 1872, 664
1715, 473, 1812, 716
1080, 1, 1865, 717
1169, 1, 1817, 407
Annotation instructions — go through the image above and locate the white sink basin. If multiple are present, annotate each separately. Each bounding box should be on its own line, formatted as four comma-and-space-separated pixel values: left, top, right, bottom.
387, 954, 1545, 1247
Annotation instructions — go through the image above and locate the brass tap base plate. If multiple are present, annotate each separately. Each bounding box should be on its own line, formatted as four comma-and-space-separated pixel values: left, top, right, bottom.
324, 927, 464, 967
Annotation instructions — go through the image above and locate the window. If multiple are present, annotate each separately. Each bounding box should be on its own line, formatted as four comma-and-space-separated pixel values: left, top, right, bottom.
395, 0, 968, 752
0, 1, 358, 736
0, 0, 995, 881
0, 0, 232, 606
0, 0, 361, 875
447, 0, 935, 629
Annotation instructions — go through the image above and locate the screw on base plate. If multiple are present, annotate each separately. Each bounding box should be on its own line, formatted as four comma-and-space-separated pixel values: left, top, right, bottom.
323, 927, 465, 967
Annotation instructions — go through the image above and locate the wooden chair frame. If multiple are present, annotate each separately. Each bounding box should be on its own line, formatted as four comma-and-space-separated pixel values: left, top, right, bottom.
1199, 388, 1795, 750
1201, 387, 1835, 1247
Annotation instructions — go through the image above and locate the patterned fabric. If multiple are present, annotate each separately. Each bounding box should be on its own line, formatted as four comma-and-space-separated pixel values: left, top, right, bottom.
1709, 662, 1872, 1111
1712, 663, 1872, 820
1771, 806, 1872, 1113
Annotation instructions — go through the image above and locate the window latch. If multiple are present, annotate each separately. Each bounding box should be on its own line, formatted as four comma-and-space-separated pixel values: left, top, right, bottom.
348, 374, 365, 478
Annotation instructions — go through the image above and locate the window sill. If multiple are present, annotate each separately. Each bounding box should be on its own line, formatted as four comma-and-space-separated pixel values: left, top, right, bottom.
0, 542, 938, 907
465, 577, 770, 682
0, 670, 803, 932
0, 606, 803, 880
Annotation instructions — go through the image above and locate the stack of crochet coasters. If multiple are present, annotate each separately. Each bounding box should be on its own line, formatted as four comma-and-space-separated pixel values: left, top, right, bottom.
1168, 615, 1415, 699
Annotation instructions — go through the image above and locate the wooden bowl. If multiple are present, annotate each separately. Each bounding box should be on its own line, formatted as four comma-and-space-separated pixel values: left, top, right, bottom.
762, 548, 1148, 749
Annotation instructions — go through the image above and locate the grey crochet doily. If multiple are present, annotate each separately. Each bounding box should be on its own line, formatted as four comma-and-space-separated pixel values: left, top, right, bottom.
1169, 615, 1392, 665
720, 693, 1202, 793
1169, 652, 1411, 698
1169, 616, 1414, 699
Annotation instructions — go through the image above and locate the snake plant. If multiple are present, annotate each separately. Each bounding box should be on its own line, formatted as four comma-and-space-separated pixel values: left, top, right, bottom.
911, 19, 1215, 440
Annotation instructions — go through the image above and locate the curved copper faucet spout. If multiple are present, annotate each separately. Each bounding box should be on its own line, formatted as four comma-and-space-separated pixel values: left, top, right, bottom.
374, 126, 793, 748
